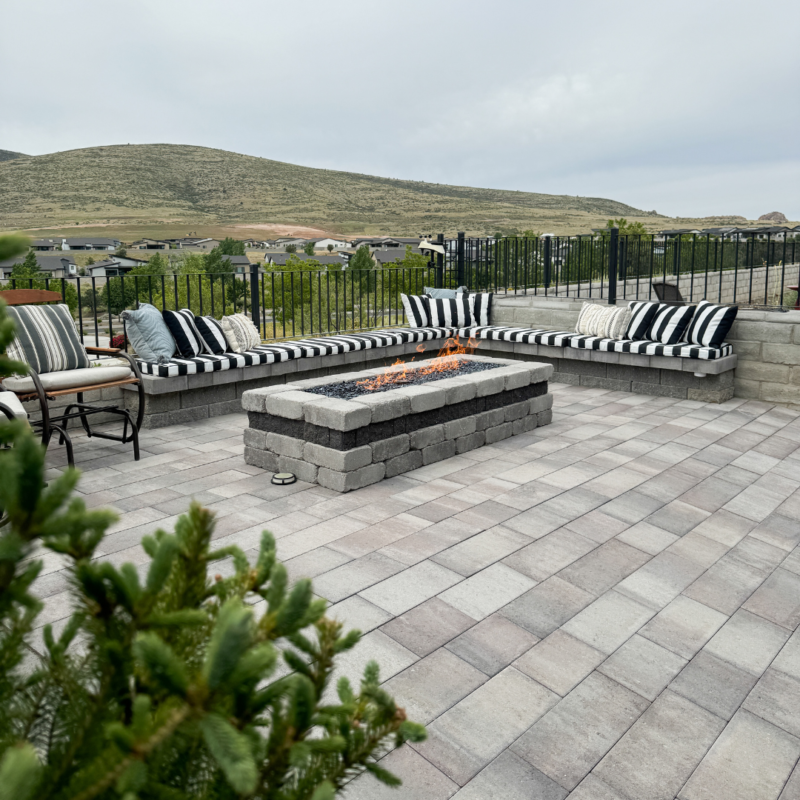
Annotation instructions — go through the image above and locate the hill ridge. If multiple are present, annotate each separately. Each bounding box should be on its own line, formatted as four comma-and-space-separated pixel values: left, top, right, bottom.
0, 143, 660, 235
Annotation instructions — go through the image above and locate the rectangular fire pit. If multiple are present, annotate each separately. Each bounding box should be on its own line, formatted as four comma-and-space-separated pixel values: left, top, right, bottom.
241, 355, 553, 492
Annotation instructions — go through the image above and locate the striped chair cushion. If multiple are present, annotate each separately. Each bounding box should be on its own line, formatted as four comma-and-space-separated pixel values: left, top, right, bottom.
568, 335, 732, 359
6, 304, 89, 374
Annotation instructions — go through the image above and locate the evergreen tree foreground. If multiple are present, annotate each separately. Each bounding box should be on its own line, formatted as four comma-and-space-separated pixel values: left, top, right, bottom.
0, 240, 425, 798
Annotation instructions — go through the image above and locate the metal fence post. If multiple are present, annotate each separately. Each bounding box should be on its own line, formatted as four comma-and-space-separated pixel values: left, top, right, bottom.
543, 236, 552, 290
436, 233, 445, 288
608, 227, 618, 305
249, 262, 261, 337
456, 231, 465, 287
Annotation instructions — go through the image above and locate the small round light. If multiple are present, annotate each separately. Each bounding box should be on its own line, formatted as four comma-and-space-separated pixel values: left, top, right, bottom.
271, 472, 297, 486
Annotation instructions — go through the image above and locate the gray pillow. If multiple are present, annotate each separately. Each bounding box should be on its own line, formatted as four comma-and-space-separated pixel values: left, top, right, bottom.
424, 286, 466, 300
121, 303, 176, 364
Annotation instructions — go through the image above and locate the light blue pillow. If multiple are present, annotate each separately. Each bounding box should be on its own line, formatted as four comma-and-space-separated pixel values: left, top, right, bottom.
121, 303, 176, 364
424, 286, 465, 299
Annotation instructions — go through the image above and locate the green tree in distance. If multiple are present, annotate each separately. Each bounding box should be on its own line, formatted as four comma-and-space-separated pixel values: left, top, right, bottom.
347, 245, 374, 273
10, 250, 40, 279
605, 218, 647, 236
219, 237, 246, 256
303, 241, 316, 256
327, 244, 334, 252
285, 243, 297, 254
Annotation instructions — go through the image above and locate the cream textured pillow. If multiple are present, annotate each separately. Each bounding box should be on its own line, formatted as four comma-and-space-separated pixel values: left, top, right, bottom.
220, 314, 262, 353
575, 303, 632, 340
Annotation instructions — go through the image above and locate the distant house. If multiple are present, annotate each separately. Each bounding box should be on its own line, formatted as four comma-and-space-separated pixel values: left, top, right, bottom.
700, 227, 741, 239
305, 238, 349, 251
654, 229, 702, 241
31, 238, 61, 251
264, 253, 346, 269
162, 238, 221, 250
351, 237, 422, 250
275, 238, 308, 249
60, 237, 121, 251
221, 255, 252, 274
741, 226, 790, 241
130, 238, 170, 250
372, 247, 425, 267
0, 254, 78, 279
85, 255, 150, 277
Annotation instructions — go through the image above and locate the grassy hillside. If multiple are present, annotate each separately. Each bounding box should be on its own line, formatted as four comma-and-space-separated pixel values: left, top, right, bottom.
0, 143, 666, 236
0, 149, 26, 163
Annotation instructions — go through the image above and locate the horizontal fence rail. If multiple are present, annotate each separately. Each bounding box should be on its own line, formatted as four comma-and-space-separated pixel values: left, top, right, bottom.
450, 233, 799, 307
1, 231, 797, 351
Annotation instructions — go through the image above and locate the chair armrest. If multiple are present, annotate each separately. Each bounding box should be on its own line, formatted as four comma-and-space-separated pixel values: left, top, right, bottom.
85, 346, 122, 355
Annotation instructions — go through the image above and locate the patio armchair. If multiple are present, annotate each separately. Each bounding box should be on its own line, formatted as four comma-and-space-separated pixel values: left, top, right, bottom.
0, 289, 145, 466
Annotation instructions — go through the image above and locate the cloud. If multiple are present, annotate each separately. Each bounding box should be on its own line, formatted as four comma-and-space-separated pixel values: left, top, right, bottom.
1, 0, 798, 220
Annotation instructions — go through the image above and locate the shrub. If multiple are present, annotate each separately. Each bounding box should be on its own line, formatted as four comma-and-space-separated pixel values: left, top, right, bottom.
0, 294, 425, 799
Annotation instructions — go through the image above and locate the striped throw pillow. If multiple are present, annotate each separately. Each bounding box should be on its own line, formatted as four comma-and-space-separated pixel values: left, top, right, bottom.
6, 304, 89, 374
647, 304, 697, 345
163, 309, 204, 358
400, 294, 430, 328
467, 292, 493, 326
575, 303, 632, 340
194, 315, 229, 355
428, 296, 471, 327
685, 301, 738, 348
220, 313, 261, 353
626, 301, 660, 340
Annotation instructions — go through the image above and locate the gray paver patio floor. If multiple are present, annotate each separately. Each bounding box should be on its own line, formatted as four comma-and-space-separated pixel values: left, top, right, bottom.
36, 382, 800, 799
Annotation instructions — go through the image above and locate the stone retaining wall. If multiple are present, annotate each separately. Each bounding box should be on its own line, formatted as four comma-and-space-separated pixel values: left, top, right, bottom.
492, 295, 800, 411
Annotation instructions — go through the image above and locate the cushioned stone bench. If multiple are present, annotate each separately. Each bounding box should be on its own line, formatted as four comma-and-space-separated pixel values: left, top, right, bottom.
121, 325, 736, 427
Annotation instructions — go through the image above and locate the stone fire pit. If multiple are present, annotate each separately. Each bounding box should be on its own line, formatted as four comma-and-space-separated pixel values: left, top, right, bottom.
241, 355, 553, 492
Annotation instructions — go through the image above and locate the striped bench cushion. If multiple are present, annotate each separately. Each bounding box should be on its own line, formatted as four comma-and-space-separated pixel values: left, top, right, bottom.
136, 324, 732, 377
568, 335, 733, 360
460, 326, 577, 347
136, 327, 457, 377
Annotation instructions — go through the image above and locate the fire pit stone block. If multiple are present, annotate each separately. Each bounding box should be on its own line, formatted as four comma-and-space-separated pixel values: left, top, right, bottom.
242, 356, 553, 491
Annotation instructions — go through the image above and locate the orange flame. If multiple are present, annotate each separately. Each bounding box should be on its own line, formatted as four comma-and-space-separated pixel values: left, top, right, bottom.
356, 336, 479, 391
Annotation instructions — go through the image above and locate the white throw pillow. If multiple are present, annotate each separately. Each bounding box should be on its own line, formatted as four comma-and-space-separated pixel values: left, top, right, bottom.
575, 303, 632, 340
220, 313, 262, 353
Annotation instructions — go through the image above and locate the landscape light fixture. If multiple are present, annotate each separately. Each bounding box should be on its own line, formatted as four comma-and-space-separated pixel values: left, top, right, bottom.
271, 472, 297, 486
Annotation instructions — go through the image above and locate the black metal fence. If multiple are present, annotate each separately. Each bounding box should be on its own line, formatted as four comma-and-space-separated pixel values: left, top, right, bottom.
2, 230, 797, 350
447, 231, 800, 307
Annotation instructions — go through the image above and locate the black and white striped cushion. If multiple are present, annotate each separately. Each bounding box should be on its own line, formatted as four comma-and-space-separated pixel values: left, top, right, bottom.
194, 315, 228, 355
5, 304, 90, 374
162, 309, 204, 358
647, 304, 696, 345
568, 335, 731, 360
685, 301, 738, 348
428, 296, 471, 327
626, 301, 660, 340
467, 293, 493, 326
400, 294, 431, 328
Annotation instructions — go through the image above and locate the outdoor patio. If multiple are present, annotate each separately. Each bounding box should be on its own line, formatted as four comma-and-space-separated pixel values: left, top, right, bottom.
37, 381, 800, 800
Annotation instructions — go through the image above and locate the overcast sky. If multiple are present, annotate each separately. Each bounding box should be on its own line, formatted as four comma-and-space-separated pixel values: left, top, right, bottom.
2, 0, 799, 219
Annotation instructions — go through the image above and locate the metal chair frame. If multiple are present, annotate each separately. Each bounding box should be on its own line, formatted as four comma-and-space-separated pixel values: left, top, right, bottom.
1, 289, 145, 466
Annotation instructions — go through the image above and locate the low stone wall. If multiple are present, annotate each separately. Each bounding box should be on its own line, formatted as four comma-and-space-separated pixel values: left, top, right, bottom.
241, 358, 553, 491
492, 294, 800, 411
